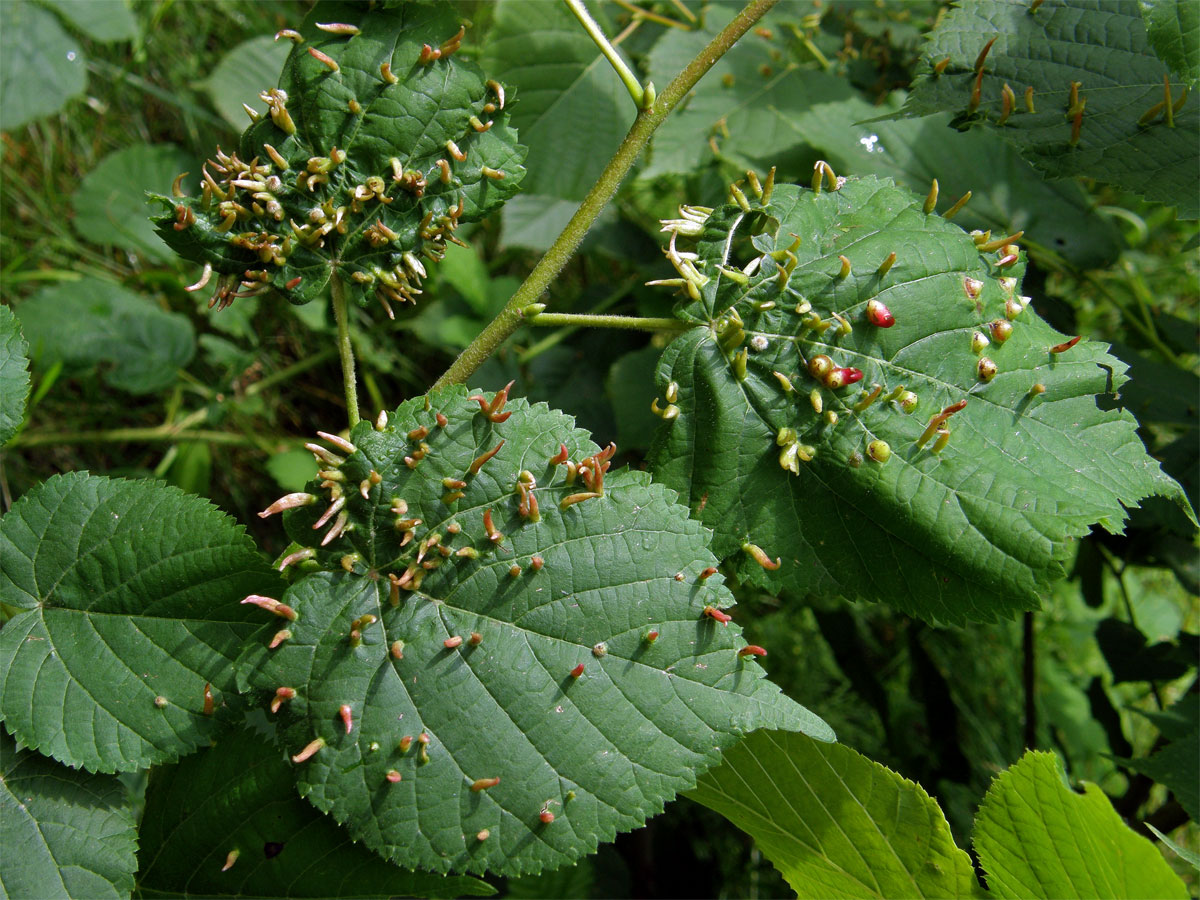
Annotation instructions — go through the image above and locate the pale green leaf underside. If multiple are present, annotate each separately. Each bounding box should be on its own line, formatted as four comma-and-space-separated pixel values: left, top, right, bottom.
0, 304, 31, 447
973, 751, 1188, 899
0, 728, 137, 900
1143, 0, 1200, 88
239, 387, 830, 876
41, 0, 139, 43
649, 178, 1188, 624
0, 473, 283, 773
16, 278, 194, 394
154, 0, 526, 309
898, 0, 1199, 217
480, 0, 635, 201
688, 730, 980, 899
0, 1, 86, 131
136, 729, 494, 898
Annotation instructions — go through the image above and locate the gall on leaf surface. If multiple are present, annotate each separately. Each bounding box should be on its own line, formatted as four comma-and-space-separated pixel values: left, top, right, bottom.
136, 729, 495, 899
648, 176, 1192, 625
895, 0, 1199, 218
237, 386, 831, 877
0, 472, 284, 772
150, 0, 526, 313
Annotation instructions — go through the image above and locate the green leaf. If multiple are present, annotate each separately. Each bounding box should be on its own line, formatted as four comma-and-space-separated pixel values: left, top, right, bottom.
0, 304, 31, 447
688, 729, 981, 899
15, 278, 194, 394
781, 96, 1123, 270
41, 0, 138, 43
648, 177, 1191, 624
267, 447, 320, 493
480, 0, 635, 201
606, 345, 663, 454
0, 728, 138, 900
896, 0, 1200, 218
1143, 0, 1200, 87
642, 7, 856, 181
238, 386, 831, 876
74, 144, 197, 262
1146, 823, 1200, 871
500, 194, 620, 252
973, 750, 1189, 899
152, 0, 526, 310
0, 1, 87, 131
1122, 728, 1200, 821
0, 472, 283, 773
136, 728, 495, 899
199, 35, 292, 131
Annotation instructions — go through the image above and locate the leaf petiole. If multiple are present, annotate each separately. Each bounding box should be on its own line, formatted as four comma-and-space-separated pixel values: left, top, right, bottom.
564, 0, 650, 110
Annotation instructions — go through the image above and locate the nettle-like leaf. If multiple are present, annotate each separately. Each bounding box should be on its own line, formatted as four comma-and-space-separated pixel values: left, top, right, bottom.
151, 0, 526, 315
648, 176, 1191, 624
237, 386, 831, 876
136, 729, 494, 898
0, 728, 138, 900
0, 472, 283, 772
896, 0, 1199, 218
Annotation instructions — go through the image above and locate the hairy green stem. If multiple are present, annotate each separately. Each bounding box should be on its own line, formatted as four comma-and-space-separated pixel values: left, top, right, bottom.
330, 271, 361, 428
433, 0, 778, 391
565, 0, 647, 109
527, 312, 694, 332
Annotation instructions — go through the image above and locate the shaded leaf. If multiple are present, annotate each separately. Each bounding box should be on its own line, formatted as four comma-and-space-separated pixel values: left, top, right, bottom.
0, 473, 283, 772
688, 729, 981, 899
41, 0, 138, 43
0, 1, 86, 130
74, 144, 196, 262
0, 304, 31, 447
15, 278, 194, 394
896, 0, 1200, 217
480, 0, 635, 201
648, 177, 1191, 624
0, 728, 137, 900
1096, 618, 1196, 683
199, 35, 291, 131
136, 729, 495, 898
1142, 0, 1200, 87
973, 751, 1188, 899
1121, 728, 1200, 820
238, 386, 831, 876
606, 345, 663, 453
153, 1, 526, 310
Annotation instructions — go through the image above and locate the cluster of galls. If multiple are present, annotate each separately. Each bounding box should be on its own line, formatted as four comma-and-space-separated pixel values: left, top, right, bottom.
158, 14, 520, 318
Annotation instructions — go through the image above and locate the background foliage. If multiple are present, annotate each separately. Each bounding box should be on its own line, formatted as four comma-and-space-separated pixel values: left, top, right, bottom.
1, 0, 1196, 897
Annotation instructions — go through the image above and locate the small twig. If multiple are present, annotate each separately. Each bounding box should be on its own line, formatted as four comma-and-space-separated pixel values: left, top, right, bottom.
565, 0, 649, 109
526, 312, 693, 332
330, 271, 361, 428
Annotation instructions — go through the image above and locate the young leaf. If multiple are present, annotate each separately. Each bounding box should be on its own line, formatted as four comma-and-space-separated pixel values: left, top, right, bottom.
480, 0, 635, 201
973, 751, 1189, 899
151, 1, 526, 312
0, 727, 137, 900
0, 472, 284, 772
896, 0, 1199, 217
239, 386, 831, 876
136, 729, 495, 899
0, 303, 31, 447
687, 729, 981, 899
648, 177, 1192, 624
15, 278, 194, 395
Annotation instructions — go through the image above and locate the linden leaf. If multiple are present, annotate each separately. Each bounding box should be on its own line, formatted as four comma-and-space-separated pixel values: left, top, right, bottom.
237, 386, 831, 876
895, 0, 1199, 217
151, 0, 526, 313
0, 473, 283, 772
136, 729, 495, 898
648, 177, 1191, 625
0, 728, 137, 900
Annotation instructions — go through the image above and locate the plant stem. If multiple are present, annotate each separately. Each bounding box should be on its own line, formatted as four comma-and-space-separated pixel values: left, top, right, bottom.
330, 270, 361, 428
12, 428, 282, 447
565, 0, 646, 108
433, 0, 778, 391
527, 312, 694, 332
